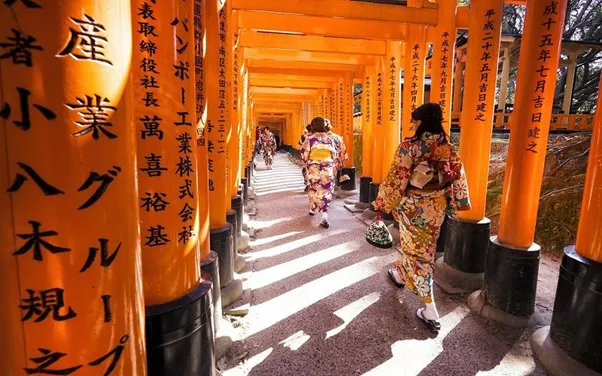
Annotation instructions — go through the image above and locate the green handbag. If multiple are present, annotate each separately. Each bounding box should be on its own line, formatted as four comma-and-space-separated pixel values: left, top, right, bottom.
365, 215, 393, 249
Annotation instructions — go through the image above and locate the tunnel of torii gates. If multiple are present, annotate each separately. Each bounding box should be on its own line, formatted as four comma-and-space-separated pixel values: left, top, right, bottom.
1, 0, 602, 375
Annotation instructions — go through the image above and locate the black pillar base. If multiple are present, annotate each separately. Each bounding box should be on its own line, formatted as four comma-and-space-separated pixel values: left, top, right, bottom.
368, 182, 380, 212
210, 223, 234, 288
201, 251, 222, 333
231, 195, 244, 239
359, 176, 373, 203
436, 215, 449, 255
146, 279, 215, 376
340, 167, 357, 191
444, 216, 491, 273
226, 210, 238, 255
547, 246, 602, 373
482, 236, 540, 316
241, 178, 248, 206
531, 326, 602, 376
468, 236, 541, 327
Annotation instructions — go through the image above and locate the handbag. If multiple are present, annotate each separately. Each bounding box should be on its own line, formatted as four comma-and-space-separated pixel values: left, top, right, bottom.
365, 214, 393, 249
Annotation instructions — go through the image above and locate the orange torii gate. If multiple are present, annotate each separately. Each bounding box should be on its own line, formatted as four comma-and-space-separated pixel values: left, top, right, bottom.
1, 0, 601, 375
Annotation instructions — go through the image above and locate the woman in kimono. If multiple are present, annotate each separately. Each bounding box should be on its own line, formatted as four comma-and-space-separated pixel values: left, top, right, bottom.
373, 103, 470, 332
260, 127, 277, 169
325, 121, 348, 181
301, 117, 340, 228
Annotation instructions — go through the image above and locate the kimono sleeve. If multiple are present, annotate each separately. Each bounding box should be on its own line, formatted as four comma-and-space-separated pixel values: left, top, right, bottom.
301, 137, 310, 164
450, 151, 471, 211
373, 142, 413, 213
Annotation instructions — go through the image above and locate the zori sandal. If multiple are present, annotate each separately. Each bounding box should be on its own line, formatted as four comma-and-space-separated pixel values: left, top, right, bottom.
417, 308, 441, 333
388, 268, 405, 288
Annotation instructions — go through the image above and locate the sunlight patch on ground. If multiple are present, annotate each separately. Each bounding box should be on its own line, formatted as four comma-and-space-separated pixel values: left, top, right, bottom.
223, 348, 274, 376
247, 230, 348, 261
362, 305, 470, 376
243, 253, 399, 339
251, 217, 294, 231
249, 241, 361, 290
256, 187, 306, 196
250, 231, 304, 247
280, 330, 311, 351
475, 342, 536, 376
326, 292, 381, 339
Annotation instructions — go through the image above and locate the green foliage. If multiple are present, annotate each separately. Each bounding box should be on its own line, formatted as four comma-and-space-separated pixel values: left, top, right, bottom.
484, 134, 591, 255
354, 134, 363, 176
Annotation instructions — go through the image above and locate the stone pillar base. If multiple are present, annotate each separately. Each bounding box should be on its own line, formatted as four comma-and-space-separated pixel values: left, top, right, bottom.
531, 326, 602, 376
146, 279, 215, 376
235, 254, 246, 273
238, 231, 250, 252
221, 277, 243, 308
214, 319, 235, 361
434, 257, 484, 294
354, 201, 370, 210
467, 290, 539, 328
362, 208, 378, 220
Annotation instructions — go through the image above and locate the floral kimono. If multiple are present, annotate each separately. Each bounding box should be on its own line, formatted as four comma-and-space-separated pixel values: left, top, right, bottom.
373, 132, 470, 303
301, 132, 339, 213
328, 131, 348, 176
261, 131, 277, 167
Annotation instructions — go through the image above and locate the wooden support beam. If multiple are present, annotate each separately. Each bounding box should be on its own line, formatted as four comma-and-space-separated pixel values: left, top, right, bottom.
251, 87, 320, 96
250, 72, 338, 83
232, 0, 438, 26
250, 78, 333, 89
244, 47, 376, 65
255, 101, 302, 108
252, 94, 318, 102
247, 59, 362, 73
249, 67, 346, 78
239, 30, 386, 55
256, 109, 298, 114
238, 11, 408, 40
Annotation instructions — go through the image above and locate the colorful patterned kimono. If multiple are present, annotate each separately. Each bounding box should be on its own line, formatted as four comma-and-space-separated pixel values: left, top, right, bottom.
260, 131, 277, 167
328, 131, 348, 176
301, 132, 339, 213
373, 133, 470, 303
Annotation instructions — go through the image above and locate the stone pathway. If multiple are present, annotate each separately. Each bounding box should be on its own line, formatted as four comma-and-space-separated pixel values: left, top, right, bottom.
221, 152, 555, 376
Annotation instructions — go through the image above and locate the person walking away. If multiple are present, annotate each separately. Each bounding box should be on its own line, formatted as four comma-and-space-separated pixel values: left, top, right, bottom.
255, 126, 262, 154
299, 123, 314, 192
326, 120, 348, 183
274, 133, 281, 151
373, 103, 471, 332
301, 117, 340, 228
260, 127, 277, 170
